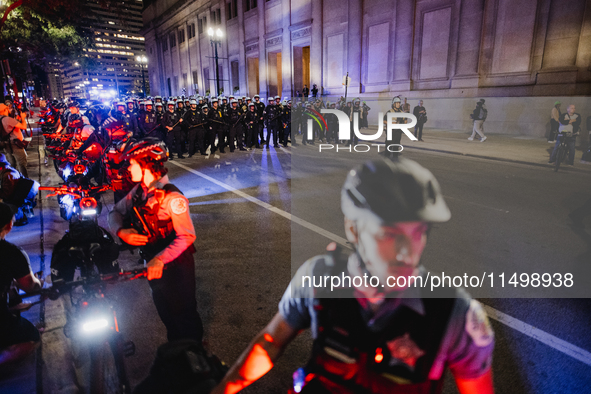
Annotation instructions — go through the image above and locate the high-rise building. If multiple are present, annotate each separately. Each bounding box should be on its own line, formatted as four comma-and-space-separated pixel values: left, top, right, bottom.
46, 62, 65, 99
61, 0, 148, 100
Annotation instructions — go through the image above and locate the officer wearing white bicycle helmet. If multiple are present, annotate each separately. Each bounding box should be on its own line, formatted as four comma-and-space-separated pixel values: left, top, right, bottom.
212, 158, 494, 394
109, 138, 203, 342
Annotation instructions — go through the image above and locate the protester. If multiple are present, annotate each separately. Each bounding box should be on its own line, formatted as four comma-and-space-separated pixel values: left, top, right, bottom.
468, 99, 487, 142
413, 100, 427, 142
549, 101, 561, 143
549, 104, 581, 166
0, 203, 42, 369
0, 103, 29, 178
0, 154, 38, 226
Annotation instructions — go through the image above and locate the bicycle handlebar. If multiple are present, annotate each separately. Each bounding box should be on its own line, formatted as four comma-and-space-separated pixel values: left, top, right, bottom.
19, 267, 149, 301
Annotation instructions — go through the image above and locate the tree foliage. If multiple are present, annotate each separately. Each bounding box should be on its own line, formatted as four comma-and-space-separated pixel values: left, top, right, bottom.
0, 0, 96, 62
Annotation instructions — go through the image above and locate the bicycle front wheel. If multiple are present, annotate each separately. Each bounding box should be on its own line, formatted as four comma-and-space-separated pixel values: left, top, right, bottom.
89, 337, 131, 394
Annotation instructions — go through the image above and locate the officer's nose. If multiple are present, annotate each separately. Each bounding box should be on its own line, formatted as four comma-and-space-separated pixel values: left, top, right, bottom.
394, 235, 414, 265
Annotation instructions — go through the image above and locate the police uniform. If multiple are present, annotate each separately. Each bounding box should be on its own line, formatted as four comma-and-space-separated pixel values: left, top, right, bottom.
347, 101, 363, 146
227, 104, 246, 152
384, 105, 405, 148
254, 98, 266, 143
245, 106, 260, 149
109, 175, 203, 342
281, 103, 291, 147
208, 104, 227, 153
138, 108, 159, 138
183, 106, 206, 156
279, 251, 494, 394
264, 101, 281, 147
162, 107, 184, 159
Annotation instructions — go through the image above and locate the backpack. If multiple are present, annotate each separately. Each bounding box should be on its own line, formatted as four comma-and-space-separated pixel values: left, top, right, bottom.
132, 340, 228, 394
0, 116, 12, 141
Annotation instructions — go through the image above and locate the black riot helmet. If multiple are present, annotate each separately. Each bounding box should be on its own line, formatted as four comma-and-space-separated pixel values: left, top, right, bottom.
341, 158, 450, 224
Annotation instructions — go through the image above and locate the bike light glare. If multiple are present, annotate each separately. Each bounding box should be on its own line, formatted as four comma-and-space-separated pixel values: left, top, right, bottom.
62, 166, 72, 179
82, 318, 109, 332
82, 209, 97, 216
62, 194, 74, 207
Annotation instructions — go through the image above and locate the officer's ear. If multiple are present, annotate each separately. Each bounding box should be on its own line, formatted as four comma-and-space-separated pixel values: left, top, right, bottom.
344, 217, 358, 244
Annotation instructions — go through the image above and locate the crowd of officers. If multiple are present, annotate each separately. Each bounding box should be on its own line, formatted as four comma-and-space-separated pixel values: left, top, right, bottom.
48, 94, 377, 160
104, 94, 293, 159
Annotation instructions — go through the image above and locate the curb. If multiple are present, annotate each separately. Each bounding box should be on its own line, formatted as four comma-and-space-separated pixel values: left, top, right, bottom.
401, 144, 591, 174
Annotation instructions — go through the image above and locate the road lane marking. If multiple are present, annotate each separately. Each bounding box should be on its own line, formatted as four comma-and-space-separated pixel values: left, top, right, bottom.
483, 305, 591, 367
170, 160, 591, 366
170, 161, 348, 246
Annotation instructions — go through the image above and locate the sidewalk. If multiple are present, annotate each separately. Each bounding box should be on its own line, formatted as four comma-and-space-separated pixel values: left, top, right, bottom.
363, 126, 591, 172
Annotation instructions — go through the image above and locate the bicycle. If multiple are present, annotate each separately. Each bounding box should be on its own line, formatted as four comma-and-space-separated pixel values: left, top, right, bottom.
553, 132, 571, 172
35, 183, 133, 393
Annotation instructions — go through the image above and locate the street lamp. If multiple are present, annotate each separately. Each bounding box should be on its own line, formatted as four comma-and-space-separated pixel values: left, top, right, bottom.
208, 27, 223, 97
136, 55, 148, 98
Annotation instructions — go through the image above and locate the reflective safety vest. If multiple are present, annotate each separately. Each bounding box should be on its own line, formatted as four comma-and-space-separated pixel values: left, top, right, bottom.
131, 183, 195, 261
301, 249, 456, 394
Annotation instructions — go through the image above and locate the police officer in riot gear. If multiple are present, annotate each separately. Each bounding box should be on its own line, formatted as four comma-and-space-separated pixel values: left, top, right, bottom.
383, 97, 405, 157
115, 101, 139, 136
245, 103, 260, 149
162, 102, 184, 160
184, 100, 205, 157
138, 101, 159, 138
208, 98, 226, 153
108, 139, 203, 342
264, 96, 282, 148
126, 98, 137, 117
212, 158, 495, 394
228, 99, 247, 152
281, 100, 291, 147
253, 94, 266, 144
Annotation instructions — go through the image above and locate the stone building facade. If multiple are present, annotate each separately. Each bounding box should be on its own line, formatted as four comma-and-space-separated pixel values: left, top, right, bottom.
142, 0, 591, 136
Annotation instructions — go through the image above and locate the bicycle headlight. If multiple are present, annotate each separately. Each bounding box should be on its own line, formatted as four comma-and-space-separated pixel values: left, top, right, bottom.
82, 318, 109, 332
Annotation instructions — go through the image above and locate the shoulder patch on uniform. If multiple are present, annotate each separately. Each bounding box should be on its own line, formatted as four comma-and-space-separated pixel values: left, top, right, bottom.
465, 300, 494, 347
170, 197, 188, 215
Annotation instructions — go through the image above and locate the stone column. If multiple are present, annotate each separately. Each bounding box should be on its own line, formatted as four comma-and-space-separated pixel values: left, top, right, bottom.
281, 0, 292, 98
347, 0, 362, 95
237, 0, 247, 94
310, 0, 323, 95
258, 0, 268, 98
392, 0, 414, 88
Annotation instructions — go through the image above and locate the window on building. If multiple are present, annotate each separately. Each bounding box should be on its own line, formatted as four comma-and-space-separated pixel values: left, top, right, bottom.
162, 37, 168, 51
227, 0, 238, 19
179, 29, 185, 44
245, 0, 257, 11
212, 9, 221, 25
231, 60, 239, 93
167, 78, 172, 96
174, 76, 179, 94
183, 73, 187, 90
170, 33, 176, 48
192, 71, 199, 90
198, 19, 203, 34
188, 23, 195, 39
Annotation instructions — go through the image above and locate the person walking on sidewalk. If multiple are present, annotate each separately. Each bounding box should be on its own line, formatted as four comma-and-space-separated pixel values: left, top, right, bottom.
413, 100, 427, 141
549, 101, 561, 143
549, 104, 581, 167
469, 99, 487, 142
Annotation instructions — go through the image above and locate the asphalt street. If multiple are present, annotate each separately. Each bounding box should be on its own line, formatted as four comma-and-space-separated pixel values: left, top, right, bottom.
2, 133, 591, 393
